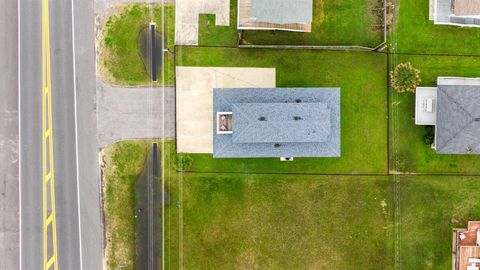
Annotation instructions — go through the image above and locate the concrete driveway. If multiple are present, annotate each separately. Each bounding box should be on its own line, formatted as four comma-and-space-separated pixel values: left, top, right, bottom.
176, 66, 276, 153
175, 0, 230, 45
96, 82, 175, 147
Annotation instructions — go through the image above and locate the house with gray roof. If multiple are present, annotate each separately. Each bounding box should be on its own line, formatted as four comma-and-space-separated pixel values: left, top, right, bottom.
238, 0, 313, 32
213, 88, 340, 158
430, 0, 480, 27
415, 77, 480, 154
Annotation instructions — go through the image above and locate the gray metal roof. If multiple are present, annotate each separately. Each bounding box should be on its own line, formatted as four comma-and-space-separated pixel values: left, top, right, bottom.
436, 85, 480, 154
213, 88, 340, 158
251, 0, 313, 24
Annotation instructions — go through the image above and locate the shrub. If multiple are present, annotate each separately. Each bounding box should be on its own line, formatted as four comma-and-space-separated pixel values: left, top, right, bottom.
390, 62, 421, 93
424, 125, 433, 134
423, 134, 434, 145
423, 125, 435, 145
176, 153, 193, 171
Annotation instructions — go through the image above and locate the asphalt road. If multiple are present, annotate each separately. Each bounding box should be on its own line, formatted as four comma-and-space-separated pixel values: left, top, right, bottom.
0, 0, 19, 268
20, 0, 102, 269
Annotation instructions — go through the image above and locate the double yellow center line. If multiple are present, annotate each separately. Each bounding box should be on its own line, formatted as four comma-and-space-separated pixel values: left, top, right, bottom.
42, 0, 58, 269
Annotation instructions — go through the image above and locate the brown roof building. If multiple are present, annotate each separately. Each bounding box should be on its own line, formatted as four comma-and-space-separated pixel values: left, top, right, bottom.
453, 221, 480, 270
430, 0, 480, 27
454, 0, 480, 16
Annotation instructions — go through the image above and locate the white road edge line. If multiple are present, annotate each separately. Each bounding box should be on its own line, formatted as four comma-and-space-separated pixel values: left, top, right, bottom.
18, 0, 22, 268
70, 0, 84, 269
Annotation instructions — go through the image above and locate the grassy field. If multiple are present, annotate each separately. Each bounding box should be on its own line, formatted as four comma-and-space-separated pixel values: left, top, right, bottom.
176, 47, 388, 174
103, 142, 480, 270
102, 140, 180, 270
99, 4, 175, 86
398, 176, 480, 269
392, 0, 480, 55
103, 140, 394, 269
103, 140, 154, 270
389, 54, 480, 174
198, 0, 238, 46
240, 0, 384, 47
178, 174, 393, 269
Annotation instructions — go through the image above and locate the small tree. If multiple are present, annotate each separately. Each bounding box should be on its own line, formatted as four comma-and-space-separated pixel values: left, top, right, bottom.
390, 62, 421, 93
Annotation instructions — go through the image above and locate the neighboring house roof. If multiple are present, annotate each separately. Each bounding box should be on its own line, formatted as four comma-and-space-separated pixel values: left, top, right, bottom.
433, 0, 480, 26
452, 221, 480, 270
436, 85, 480, 154
213, 88, 340, 158
454, 0, 480, 16
251, 0, 313, 24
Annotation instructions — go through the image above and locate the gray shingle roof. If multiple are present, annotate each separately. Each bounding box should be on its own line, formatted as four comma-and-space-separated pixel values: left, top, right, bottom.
436, 85, 480, 154
213, 88, 340, 158
232, 103, 330, 143
251, 0, 313, 24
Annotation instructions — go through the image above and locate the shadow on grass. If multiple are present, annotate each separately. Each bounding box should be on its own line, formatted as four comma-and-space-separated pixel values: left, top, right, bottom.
135, 143, 170, 270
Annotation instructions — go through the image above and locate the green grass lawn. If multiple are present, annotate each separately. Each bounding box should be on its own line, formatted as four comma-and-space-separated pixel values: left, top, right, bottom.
389, 54, 480, 174
198, 0, 238, 46
99, 4, 175, 86
392, 0, 480, 55
176, 47, 388, 174
103, 140, 154, 270
102, 140, 180, 270
241, 0, 384, 47
176, 174, 393, 269
398, 176, 480, 269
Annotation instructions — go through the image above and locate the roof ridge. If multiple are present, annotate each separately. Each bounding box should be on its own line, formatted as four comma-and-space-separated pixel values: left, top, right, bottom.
231, 103, 252, 142
213, 137, 231, 156
437, 89, 475, 151
436, 118, 474, 152
442, 88, 474, 119
325, 141, 341, 156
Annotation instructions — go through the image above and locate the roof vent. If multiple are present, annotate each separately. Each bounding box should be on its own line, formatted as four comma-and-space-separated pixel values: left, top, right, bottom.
258, 116, 266, 121
295, 99, 302, 103
274, 143, 281, 148
293, 116, 303, 121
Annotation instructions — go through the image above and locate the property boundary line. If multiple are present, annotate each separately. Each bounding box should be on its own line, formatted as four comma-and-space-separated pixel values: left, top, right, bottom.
389, 0, 401, 267
236, 0, 388, 51
177, 170, 480, 177
177, 171, 389, 176
387, 51, 480, 57
170, 1, 480, 269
